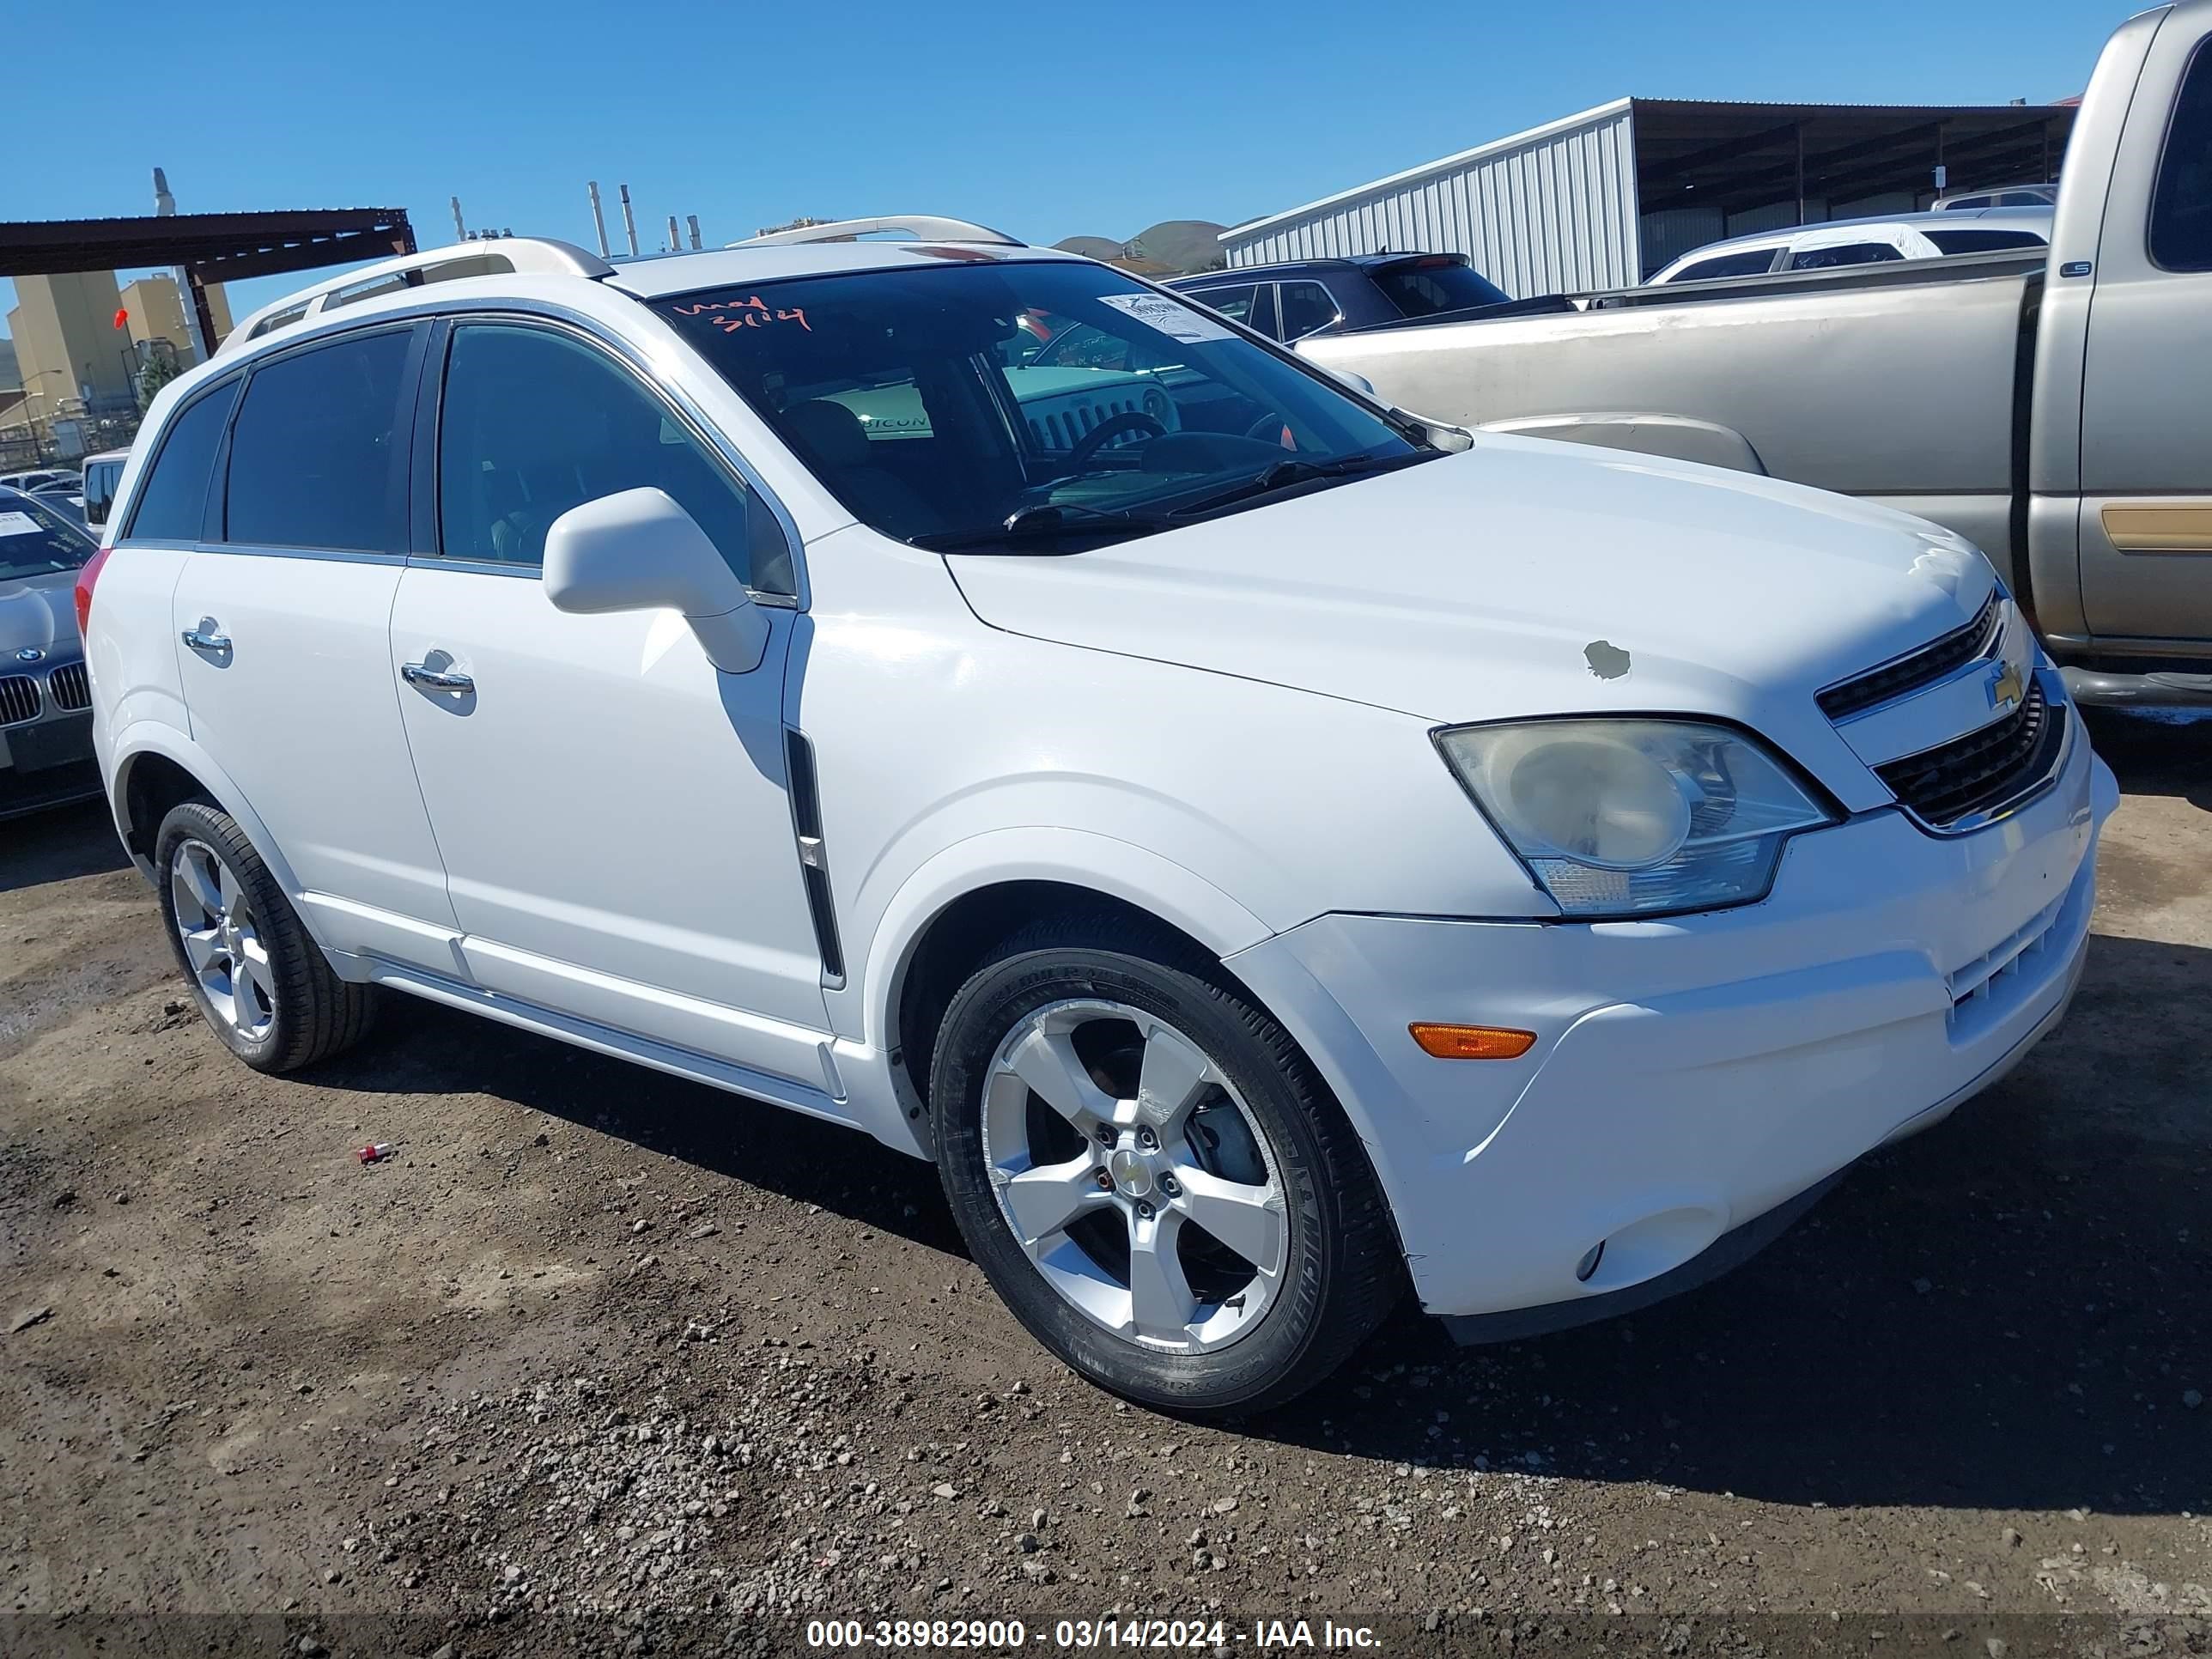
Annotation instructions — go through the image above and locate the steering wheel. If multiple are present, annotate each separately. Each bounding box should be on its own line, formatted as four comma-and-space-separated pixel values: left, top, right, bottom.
1243, 410, 1290, 443
1066, 411, 1167, 469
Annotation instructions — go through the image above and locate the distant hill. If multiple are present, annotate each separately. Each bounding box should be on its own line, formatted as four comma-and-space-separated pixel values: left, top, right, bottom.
1052, 220, 1228, 275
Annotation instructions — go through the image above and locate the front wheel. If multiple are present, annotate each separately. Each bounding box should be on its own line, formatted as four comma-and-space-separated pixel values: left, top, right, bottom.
930, 915, 1401, 1413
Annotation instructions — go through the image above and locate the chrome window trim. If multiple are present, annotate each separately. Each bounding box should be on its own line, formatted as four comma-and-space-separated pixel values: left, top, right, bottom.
222, 294, 811, 608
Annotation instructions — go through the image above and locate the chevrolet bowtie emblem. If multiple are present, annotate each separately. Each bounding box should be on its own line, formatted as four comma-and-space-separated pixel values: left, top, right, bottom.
1988, 660, 2026, 712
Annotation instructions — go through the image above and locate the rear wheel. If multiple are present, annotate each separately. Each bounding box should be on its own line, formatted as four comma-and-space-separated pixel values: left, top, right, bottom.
931, 914, 1401, 1413
154, 800, 379, 1073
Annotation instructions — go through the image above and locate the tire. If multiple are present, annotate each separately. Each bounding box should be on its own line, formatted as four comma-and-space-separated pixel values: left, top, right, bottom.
930, 911, 1401, 1414
153, 799, 380, 1073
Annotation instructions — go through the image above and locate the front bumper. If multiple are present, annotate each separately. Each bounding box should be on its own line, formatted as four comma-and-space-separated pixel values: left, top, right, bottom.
0, 707, 100, 820
1225, 714, 2118, 1327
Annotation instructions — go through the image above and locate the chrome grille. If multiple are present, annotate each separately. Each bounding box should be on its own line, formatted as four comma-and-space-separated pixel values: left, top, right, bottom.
46, 662, 90, 711
0, 674, 40, 727
1875, 677, 2064, 831
1818, 592, 2004, 720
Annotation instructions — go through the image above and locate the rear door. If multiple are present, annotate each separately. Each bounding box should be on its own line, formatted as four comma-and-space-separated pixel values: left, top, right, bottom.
2076, 21, 2212, 641
169, 322, 463, 966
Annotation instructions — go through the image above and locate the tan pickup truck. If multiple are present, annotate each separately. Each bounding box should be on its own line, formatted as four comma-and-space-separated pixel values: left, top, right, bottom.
1301, 0, 2212, 707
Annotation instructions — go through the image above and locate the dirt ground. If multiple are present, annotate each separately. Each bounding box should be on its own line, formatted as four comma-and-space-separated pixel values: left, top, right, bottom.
2, 712, 2207, 1659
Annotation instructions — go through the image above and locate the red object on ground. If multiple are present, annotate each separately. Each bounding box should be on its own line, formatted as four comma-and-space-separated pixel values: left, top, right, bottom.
357, 1143, 397, 1164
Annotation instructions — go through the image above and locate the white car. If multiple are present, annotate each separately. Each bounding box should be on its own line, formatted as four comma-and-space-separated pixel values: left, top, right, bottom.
1649, 208, 2053, 284
79, 218, 2116, 1412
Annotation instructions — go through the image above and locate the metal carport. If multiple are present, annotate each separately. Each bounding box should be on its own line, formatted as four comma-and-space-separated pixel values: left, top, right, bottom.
0, 206, 416, 354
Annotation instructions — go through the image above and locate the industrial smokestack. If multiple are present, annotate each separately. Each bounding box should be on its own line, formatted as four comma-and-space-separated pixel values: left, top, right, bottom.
618, 184, 640, 258
153, 167, 176, 216
586, 181, 611, 258
686, 215, 702, 251
666, 215, 680, 253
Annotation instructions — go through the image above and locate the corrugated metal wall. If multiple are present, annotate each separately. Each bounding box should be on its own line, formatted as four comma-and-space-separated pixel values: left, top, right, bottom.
1221, 104, 1641, 297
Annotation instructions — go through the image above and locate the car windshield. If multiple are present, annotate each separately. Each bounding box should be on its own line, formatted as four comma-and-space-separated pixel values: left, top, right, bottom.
0, 491, 94, 580
659, 258, 1431, 550
1370, 258, 1512, 317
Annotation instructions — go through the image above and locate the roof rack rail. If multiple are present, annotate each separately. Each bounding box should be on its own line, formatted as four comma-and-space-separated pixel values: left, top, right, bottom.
216, 238, 615, 357
726, 216, 1024, 249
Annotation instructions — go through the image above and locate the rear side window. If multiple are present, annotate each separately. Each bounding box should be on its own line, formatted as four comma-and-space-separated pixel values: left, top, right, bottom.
2151, 40, 2212, 270
123, 380, 240, 543
225, 328, 414, 552
1277, 280, 1341, 339
1789, 241, 1905, 270
1669, 248, 1783, 282
436, 322, 791, 594
1924, 228, 2048, 255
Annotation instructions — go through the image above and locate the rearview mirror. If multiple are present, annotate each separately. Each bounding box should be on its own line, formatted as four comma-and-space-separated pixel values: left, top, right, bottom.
543, 487, 769, 674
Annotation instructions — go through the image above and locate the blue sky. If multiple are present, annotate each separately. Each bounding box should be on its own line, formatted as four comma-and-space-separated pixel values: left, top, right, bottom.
3, 0, 2138, 333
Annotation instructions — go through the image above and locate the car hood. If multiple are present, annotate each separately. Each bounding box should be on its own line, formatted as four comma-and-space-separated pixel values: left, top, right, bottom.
946, 436, 1994, 792
0, 568, 83, 659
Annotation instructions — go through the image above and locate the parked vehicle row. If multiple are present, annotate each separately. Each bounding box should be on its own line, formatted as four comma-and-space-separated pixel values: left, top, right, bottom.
1299, 0, 2212, 708
81, 209, 2112, 1410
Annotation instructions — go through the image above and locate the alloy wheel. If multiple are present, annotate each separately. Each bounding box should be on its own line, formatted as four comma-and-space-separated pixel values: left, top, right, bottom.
169, 838, 276, 1042
979, 999, 1287, 1354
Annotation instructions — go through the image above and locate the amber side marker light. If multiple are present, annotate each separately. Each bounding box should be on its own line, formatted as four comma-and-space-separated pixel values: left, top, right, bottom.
1409, 1023, 1537, 1060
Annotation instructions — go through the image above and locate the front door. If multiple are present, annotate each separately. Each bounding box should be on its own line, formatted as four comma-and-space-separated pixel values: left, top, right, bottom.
169, 322, 463, 967
390, 317, 831, 1089
2077, 18, 2212, 642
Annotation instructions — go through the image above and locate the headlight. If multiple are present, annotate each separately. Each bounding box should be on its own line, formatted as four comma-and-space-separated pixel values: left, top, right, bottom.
1435, 719, 1836, 918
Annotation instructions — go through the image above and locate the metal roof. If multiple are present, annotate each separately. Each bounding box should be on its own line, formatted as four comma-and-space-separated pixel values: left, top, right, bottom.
0, 207, 416, 283
1221, 97, 2076, 244
1221, 99, 1636, 244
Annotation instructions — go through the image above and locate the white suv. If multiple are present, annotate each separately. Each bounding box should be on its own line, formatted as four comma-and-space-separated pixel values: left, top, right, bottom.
80, 217, 2116, 1412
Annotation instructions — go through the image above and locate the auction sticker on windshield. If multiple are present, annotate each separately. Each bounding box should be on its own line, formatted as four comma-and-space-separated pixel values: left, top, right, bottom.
0, 512, 44, 537
1096, 292, 1237, 343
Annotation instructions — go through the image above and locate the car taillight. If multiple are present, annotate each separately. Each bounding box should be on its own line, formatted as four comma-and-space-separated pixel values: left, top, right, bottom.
75, 546, 113, 637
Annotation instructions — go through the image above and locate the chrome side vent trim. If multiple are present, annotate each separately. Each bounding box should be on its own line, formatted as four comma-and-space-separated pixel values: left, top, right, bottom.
784, 729, 846, 988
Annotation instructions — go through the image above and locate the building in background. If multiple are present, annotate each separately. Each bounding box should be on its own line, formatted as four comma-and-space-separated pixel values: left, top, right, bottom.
7, 270, 136, 419
1219, 98, 2077, 294
118, 274, 234, 368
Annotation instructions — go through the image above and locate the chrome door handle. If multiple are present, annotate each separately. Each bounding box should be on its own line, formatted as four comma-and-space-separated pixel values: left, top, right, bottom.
401, 661, 475, 693
180, 622, 231, 655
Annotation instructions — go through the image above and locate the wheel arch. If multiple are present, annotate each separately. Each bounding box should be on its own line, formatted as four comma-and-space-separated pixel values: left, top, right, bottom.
109, 726, 313, 917
856, 830, 1278, 1111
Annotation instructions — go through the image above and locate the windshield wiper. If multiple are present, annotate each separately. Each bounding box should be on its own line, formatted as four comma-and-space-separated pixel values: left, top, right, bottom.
908, 501, 1170, 551
1164, 452, 1425, 520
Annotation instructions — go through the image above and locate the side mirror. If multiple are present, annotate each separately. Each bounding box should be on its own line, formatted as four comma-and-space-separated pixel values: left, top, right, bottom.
1328, 368, 1379, 398
543, 487, 769, 673
84, 501, 108, 526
